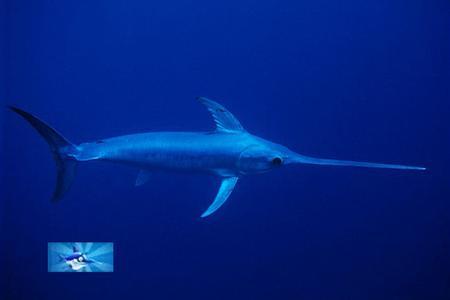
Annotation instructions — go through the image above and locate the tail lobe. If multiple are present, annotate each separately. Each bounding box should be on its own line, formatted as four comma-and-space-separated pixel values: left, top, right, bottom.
9, 106, 78, 201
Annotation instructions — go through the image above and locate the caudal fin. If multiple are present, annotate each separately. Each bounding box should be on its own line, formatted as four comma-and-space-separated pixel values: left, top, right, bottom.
9, 106, 78, 201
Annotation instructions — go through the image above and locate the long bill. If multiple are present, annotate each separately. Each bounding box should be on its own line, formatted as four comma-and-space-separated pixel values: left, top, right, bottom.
289, 153, 426, 171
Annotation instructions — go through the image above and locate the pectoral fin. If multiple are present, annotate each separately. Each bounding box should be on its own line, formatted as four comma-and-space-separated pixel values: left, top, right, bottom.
201, 177, 238, 218
135, 170, 151, 186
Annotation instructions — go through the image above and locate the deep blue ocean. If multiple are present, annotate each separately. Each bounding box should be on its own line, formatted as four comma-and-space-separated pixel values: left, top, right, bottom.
1, 0, 449, 299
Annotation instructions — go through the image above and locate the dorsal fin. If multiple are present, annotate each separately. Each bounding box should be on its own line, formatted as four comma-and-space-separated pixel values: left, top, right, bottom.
197, 97, 245, 133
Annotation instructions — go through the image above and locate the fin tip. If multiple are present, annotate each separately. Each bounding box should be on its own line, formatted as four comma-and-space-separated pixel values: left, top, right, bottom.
7, 105, 20, 113
200, 211, 211, 218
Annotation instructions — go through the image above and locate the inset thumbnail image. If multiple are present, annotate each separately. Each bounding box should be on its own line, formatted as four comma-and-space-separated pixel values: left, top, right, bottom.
48, 242, 114, 272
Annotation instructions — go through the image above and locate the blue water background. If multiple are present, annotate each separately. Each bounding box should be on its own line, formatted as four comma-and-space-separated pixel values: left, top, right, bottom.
1, 0, 450, 299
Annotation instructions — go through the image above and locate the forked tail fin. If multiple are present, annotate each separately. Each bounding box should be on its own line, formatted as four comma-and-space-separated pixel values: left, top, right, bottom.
9, 106, 78, 201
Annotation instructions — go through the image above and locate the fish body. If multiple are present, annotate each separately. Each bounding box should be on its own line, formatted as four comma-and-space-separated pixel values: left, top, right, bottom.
9, 97, 425, 217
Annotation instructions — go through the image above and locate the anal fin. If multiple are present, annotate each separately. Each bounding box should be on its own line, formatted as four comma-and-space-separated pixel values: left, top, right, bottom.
135, 170, 151, 186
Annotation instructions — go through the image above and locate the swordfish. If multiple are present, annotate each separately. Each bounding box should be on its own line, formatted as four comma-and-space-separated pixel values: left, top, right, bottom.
9, 97, 425, 217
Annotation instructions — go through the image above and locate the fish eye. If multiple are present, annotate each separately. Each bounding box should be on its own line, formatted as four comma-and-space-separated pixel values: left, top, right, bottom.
78, 257, 84, 262
272, 157, 283, 166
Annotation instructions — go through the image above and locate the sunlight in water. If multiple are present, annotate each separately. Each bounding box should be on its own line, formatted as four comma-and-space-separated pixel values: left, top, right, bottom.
88, 243, 114, 258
